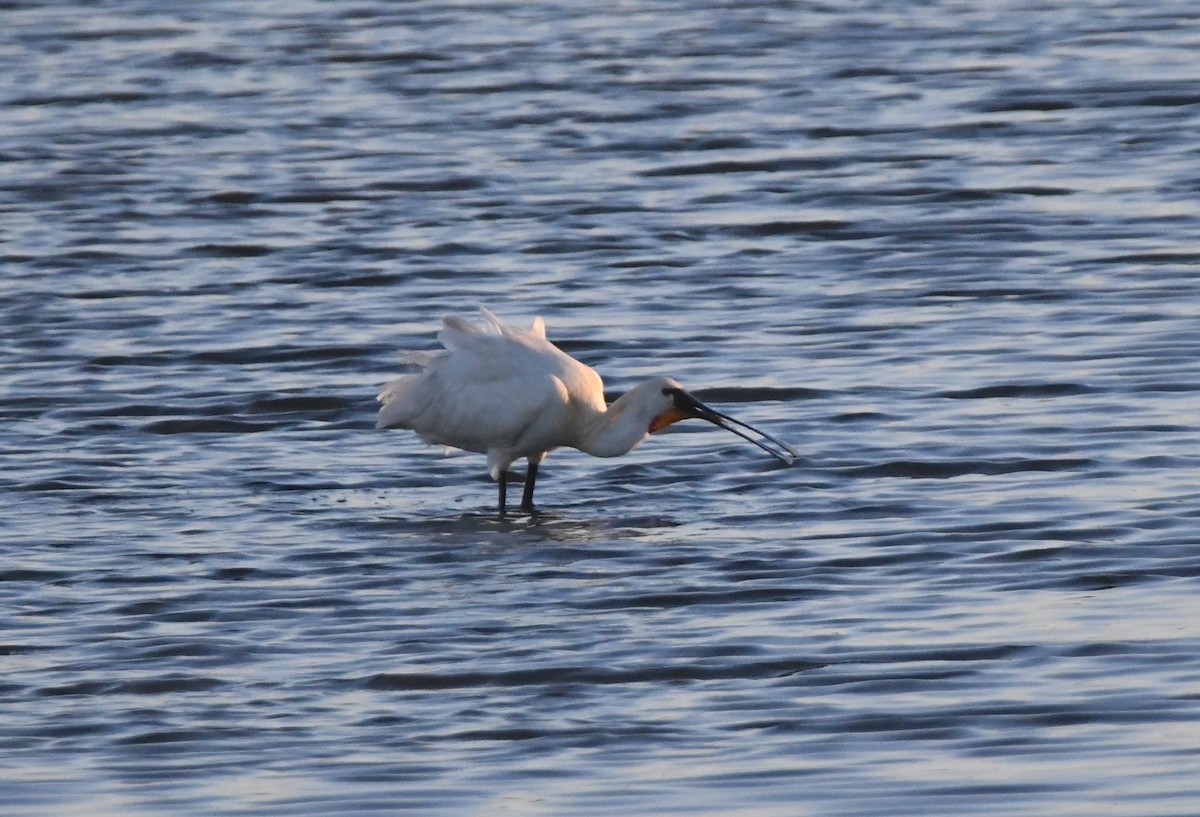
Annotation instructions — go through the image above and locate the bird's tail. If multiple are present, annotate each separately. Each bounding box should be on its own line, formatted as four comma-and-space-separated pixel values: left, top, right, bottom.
375, 350, 441, 429
375, 376, 415, 429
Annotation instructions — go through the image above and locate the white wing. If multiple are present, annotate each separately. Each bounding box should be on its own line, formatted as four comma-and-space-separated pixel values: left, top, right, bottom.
377, 309, 604, 476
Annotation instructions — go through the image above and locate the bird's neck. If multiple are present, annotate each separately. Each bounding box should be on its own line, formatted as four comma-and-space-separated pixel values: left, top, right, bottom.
576, 392, 653, 458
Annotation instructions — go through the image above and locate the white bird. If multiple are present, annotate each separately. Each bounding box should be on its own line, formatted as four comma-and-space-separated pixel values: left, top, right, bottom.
376, 308, 796, 515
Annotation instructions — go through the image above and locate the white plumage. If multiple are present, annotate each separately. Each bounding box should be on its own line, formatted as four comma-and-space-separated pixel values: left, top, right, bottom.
377, 308, 796, 514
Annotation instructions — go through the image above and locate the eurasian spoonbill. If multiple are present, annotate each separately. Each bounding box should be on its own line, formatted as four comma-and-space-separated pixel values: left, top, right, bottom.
376, 308, 796, 515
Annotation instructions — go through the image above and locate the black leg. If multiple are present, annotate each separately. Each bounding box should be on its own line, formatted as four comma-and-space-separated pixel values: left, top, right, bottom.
497, 470, 507, 517
520, 459, 538, 513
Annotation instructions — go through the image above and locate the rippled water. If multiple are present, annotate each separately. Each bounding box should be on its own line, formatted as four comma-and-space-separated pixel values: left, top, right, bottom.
4, 1, 1200, 815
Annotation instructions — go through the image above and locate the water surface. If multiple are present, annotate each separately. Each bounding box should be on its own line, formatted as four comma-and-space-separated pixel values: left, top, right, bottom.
3, 1, 1200, 815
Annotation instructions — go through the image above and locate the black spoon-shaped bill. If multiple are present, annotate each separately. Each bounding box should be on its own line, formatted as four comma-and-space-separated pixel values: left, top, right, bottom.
669, 388, 798, 465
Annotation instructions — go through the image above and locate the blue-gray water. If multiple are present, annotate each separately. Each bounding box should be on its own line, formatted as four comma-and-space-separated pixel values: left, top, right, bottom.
3, 1, 1200, 815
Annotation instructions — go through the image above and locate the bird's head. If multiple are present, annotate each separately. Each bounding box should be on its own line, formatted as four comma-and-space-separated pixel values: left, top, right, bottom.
644, 377, 797, 464
645, 377, 695, 434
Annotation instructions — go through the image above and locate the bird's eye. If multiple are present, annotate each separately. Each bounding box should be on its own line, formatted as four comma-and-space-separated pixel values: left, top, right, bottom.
662, 387, 679, 396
